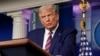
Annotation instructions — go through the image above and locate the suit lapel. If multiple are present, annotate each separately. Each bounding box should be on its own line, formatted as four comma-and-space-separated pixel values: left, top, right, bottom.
37, 28, 45, 48
49, 26, 63, 53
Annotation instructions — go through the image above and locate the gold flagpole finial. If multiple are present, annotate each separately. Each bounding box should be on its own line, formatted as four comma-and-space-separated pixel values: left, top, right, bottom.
79, 0, 90, 32
79, 0, 90, 13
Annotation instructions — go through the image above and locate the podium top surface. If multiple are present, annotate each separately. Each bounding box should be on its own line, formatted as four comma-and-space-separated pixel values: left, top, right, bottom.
0, 38, 51, 56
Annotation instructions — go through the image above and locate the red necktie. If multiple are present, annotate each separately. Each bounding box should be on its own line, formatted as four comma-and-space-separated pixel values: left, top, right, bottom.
45, 31, 52, 52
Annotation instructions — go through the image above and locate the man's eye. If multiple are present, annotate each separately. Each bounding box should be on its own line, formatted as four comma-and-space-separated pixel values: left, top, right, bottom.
48, 14, 52, 17
41, 16, 45, 18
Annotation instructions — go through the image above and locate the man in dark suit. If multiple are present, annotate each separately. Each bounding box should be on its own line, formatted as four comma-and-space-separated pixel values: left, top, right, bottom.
28, 4, 77, 56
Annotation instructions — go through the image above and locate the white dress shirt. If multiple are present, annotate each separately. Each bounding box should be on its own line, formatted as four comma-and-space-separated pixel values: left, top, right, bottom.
42, 24, 59, 50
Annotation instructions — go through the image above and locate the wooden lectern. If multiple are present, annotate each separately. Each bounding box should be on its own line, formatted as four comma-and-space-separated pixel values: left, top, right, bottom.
0, 38, 51, 56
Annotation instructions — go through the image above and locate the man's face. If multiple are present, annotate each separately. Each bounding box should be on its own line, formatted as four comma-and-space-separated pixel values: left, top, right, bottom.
39, 8, 58, 30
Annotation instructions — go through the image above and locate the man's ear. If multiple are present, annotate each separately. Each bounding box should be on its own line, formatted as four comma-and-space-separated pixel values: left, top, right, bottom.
57, 14, 59, 21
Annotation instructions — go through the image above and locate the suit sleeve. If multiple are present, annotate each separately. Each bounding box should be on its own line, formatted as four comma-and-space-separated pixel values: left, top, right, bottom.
59, 29, 77, 56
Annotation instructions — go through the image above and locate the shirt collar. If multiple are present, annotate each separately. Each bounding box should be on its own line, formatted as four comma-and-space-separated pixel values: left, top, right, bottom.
45, 23, 59, 34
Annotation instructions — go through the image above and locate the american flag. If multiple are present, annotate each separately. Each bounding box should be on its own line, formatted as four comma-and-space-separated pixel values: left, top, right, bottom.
79, 31, 93, 56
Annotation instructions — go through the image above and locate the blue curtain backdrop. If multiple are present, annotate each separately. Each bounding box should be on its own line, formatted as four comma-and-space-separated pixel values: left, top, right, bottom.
0, 14, 12, 41
59, 2, 74, 28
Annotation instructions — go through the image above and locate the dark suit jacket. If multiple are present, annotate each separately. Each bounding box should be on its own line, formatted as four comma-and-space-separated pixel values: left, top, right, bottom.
28, 26, 77, 56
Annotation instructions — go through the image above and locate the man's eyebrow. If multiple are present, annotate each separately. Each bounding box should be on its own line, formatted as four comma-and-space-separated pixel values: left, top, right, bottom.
41, 16, 46, 18
48, 14, 52, 16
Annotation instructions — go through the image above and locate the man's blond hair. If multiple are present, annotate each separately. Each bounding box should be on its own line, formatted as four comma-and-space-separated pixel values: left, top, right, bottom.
38, 4, 58, 13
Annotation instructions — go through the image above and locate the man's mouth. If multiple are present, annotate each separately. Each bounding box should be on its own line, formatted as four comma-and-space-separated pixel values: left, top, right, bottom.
47, 23, 51, 26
